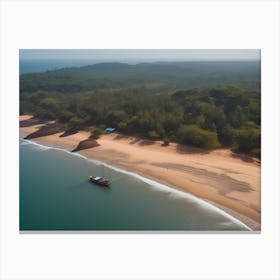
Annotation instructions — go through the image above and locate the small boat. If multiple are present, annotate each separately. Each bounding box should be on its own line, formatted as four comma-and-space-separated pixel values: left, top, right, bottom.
89, 175, 110, 187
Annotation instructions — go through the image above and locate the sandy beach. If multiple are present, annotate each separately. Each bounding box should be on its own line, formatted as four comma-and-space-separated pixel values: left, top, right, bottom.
20, 115, 261, 230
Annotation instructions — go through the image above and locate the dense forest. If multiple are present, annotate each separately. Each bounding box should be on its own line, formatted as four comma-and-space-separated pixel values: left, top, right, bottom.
20, 61, 261, 158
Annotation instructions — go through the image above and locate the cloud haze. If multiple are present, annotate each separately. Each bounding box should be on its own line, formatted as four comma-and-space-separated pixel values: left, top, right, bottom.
20, 49, 260, 61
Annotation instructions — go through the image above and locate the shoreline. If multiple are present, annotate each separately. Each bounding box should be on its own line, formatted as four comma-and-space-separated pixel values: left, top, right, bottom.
20, 115, 261, 230
20, 136, 254, 231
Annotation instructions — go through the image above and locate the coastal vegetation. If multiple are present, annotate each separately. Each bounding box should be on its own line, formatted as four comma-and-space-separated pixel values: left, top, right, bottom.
20, 61, 261, 157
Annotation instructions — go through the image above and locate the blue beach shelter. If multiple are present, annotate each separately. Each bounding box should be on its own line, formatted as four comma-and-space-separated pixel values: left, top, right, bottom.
106, 127, 116, 134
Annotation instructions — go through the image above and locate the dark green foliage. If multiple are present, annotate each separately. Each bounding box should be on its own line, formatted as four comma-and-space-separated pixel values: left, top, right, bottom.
66, 117, 84, 130
20, 101, 36, 114
176, 125, 221, 149
91, 128, 103, 139
33, 108, 56, 120
57, 110, 73, 123
249, 148, 261, 159
218, 124, 237, 146
235, 122, 261, 153
20, 61, 260, 94
162, 138, 170, 146
148, 130, 161, 140
20, 62, 261, 155
105, 110, 127, 127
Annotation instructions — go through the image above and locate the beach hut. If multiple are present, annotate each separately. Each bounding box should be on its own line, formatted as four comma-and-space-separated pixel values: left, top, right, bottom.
105, 127, 116, 134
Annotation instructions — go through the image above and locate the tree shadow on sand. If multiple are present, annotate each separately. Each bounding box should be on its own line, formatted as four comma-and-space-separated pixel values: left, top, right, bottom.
60, 129, 79, 138
138, 139, 154, 146
113, 134, 130, 141
113, 134, 154, 146
71, 137, 99, 152
24, 123, 65, 139
230, 152, 255, 163
20, 117, 45, 127
175, 144, 211, 155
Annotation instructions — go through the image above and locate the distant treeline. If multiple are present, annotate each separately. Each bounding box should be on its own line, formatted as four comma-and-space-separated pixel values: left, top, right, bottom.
20, 61, 261, 158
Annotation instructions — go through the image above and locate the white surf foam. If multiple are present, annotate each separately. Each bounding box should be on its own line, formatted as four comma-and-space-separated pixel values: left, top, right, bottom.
20, 138, 252, 231
21, 139, 51, 151
104, 165, 251, 230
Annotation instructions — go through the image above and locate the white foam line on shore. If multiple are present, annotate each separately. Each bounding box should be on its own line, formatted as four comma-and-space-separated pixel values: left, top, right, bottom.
20, 138, 252, 231
20, 138, 103, 162
21, 139, 51, 150
100, 164, 252, 231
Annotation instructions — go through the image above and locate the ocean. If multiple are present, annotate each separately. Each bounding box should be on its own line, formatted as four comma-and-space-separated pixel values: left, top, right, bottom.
20, 139, 250, 231
19, 58, 250, 231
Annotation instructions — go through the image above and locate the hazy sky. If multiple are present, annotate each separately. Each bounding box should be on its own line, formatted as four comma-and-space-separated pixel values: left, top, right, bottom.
20, 49, 260, 61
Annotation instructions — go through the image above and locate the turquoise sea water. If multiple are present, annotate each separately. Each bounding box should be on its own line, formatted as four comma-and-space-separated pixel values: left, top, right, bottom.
20, 139, 250, 231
